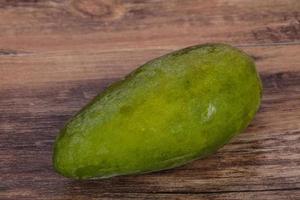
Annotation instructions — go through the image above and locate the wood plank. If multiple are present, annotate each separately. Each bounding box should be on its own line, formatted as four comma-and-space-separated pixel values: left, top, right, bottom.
1, 44, 300, 89
0, 0, 299, 53
3, 190, 300, 200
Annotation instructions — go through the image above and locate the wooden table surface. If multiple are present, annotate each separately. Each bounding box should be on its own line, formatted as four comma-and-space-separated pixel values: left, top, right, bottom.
1, 0, 300, 199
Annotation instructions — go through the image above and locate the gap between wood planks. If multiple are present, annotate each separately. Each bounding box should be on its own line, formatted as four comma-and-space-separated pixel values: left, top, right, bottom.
0, 41, 300, 56
105, 188, 300, 195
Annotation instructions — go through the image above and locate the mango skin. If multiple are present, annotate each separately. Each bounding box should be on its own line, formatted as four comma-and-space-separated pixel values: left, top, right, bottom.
53, 44, 262, 179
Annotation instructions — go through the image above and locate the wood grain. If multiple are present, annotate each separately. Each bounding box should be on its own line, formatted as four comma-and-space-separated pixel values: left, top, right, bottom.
0, 0, 300, 199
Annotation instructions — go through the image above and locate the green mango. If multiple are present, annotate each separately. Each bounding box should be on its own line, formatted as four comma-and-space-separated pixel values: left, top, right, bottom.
53, 44, 262, 179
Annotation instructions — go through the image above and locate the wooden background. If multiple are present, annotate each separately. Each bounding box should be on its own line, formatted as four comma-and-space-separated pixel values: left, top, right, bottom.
1, 0, 300, 199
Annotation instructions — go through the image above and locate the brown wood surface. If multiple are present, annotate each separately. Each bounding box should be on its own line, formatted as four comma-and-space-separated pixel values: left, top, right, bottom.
1, 0, 300, 199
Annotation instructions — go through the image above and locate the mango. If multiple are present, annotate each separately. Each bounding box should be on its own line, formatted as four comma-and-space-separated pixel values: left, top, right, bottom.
53, 44, 262, 179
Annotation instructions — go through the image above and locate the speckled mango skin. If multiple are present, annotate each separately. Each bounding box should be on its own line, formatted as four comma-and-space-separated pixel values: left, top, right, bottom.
53, 44, 262, 179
